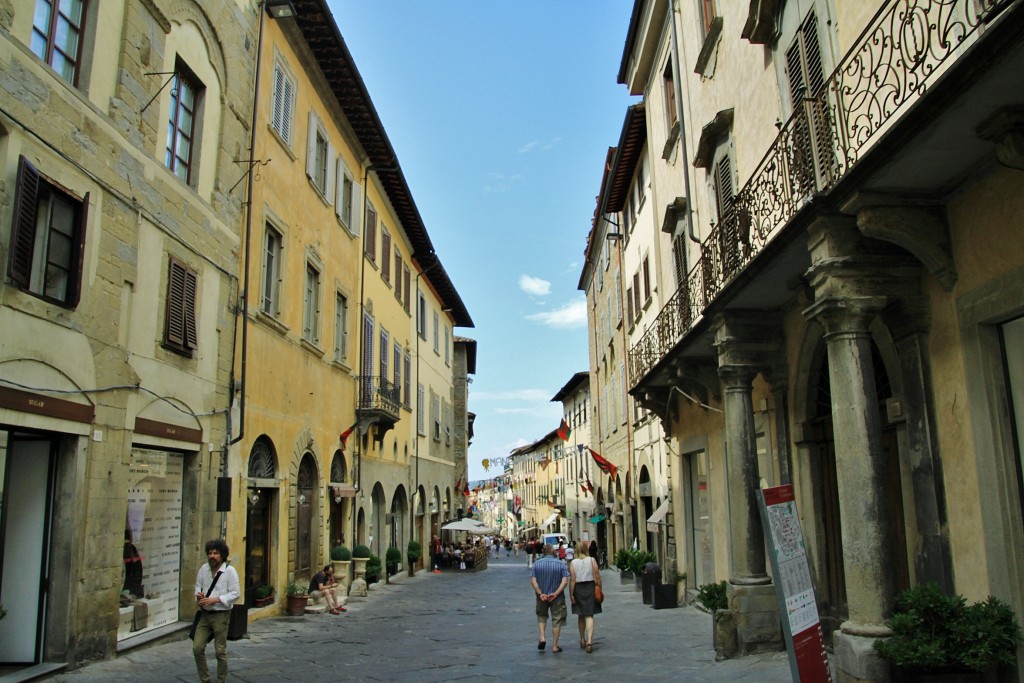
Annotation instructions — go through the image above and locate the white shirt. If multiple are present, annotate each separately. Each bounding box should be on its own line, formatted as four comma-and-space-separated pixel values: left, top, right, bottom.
195, 562, 240, 612
570, 557, 595, 582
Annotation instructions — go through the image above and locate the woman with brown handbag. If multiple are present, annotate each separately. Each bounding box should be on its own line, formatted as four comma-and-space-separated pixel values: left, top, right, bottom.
568, 541, 603, 653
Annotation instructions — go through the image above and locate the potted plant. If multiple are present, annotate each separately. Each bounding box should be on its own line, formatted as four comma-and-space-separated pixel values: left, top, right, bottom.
615, 548, 634, 584
253, 584, 274, 608
331, 545, 352, 592
628, 550, 657, 592
698, 580, 733, 658
874, 583, 1021, 682
407, 540, 422, 577
365, 555, 382, 584
284, 580, 309, 616
385, 546, 402, 577
352, 544, 371, 579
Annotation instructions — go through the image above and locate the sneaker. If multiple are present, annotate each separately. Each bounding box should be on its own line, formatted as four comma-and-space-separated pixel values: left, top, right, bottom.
337, 606, 347, 612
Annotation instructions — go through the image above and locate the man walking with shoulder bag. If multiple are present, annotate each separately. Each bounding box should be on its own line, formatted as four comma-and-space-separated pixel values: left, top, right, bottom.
193, 539, 240, 683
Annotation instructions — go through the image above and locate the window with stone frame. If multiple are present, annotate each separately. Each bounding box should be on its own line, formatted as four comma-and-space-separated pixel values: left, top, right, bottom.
364, 203, 377, 263
261, 223, 283, 317
381, 228, 392, 284
31, 0, 87, 86
302, 261, 321, 344
335, 156, 361, 234
333, 291, 348, 362
270, 58, 296, 145
7, 156, 88, 308
306, 111, 334, 200
164, 256, 198, 356
165, 62, 203, 185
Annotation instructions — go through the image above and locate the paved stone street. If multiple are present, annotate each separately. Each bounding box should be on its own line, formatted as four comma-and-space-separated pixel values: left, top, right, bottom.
50, 554, 793, 682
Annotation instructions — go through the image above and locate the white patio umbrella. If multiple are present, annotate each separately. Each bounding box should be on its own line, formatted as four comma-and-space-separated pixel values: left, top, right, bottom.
441, 518, 496, 534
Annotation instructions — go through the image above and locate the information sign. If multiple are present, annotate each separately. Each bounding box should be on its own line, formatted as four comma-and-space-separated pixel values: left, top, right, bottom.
757, 484, 831, 682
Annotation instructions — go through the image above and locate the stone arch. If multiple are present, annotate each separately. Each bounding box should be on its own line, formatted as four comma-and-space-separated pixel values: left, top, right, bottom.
293, 452, 319, 578
370, 482, 387, 557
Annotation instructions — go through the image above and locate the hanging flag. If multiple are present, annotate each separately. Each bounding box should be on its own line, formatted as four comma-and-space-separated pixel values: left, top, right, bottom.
547, 499, 555, 509
339, 420, 359, 449
586, 478, 594, 494
455, 477, 462, 492
539, 457, 549, 470
463, 485, 470, 496
589, 448, 617, 479
482, 458, 490, 471
557, 418, 571, 441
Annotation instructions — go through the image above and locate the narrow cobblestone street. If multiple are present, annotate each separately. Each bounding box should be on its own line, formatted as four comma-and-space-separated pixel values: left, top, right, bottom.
50, 554, 793, 682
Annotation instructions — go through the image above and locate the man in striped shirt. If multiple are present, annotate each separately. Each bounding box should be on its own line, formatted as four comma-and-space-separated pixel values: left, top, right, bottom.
529, 544, 570, 653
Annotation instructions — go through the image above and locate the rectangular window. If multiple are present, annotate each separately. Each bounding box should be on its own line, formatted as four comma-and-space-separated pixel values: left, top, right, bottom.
700, 0, 718, 36
379, 328, 389, 380
417, 383, 425, 435
393, 342, 402, 401
633, 272, 642, 320
303, 262, 321, 344
394, 250, 402, 301
306, 112, 334, 199
403, 265, 411, 314
403, 353, 411, 408
417, 293, 427, 339
713, 153, 735, 222
626, 285, 634, 324
642, 255, 651, 303
165, 64, 201, 184
271, 59, 295, 145
444, 326, 451, 366
662, 59, 677, 128
364, 204, 377, 262
381, 229, 392, 283
164, 256, 198, 355
433, 311, 440, 354
335, 158, 362, 234
7, 156, 87, 307
673, 233, 688, 290
333, 292, 348, 362
614, 272, 623, 325
432, 393, 441, 441
31, 0, 86, 85
261, 224, 282, 316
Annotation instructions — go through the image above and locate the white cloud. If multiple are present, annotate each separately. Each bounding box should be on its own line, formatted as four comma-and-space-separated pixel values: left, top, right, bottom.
518, 138, 562, 154
517, 141, 539, 154
518, 274, 551, 297
472, 388, 552, 402
525, 298, 588, 329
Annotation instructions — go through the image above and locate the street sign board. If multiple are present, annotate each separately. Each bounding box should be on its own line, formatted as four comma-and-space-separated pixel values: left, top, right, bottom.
757, 484, 831, 683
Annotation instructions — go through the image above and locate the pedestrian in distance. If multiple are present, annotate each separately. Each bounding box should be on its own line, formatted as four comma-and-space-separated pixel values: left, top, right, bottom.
569, 541, 603, 653
309, 564, 346, 614
192, 539, 240, 683
529, 543, 570, 654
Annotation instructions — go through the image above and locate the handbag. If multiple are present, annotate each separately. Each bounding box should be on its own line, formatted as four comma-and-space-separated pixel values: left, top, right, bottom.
594, 584, 604, 604
189, 570, 222, 641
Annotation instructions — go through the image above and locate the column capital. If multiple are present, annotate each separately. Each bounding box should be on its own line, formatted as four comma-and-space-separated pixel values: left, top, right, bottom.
712, 311, 783, 370
803, 295, 887, 337
718, 364, 758, 389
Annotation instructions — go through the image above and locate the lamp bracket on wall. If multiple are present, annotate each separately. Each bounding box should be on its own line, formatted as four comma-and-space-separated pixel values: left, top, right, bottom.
230, 158, 271, 194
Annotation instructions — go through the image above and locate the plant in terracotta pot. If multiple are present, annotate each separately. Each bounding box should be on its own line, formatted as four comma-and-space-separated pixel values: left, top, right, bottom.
284, 580, 309, 616
874, 583, 1021, 682
352, 544, 371, 578
407, 540, 422, 577
253, 584, 274, 607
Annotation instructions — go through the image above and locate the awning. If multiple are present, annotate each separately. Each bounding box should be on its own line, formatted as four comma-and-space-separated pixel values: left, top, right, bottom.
589, 513, 606, 524
646, 499, 670, 533
541, 512, 559, 529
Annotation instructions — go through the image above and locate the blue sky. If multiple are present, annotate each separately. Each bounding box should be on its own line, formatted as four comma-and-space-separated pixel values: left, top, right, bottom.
329, 2, 638, 482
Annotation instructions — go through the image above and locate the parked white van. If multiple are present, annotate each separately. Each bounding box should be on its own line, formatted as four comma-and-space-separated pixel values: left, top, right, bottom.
541, 533, 569, 549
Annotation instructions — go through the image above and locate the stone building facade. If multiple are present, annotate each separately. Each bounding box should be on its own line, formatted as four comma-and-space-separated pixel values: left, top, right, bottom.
616, 0, 1024, 680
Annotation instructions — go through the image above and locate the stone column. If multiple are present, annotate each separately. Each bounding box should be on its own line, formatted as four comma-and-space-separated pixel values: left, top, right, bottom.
713, 313, 781, 658
804, 215, 905, 682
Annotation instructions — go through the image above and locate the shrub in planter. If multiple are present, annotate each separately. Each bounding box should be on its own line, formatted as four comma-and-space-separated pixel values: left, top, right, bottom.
407, 540, 422, 564
614, 548, 633, 574
385, 547, 402, 576
365, 555, 382, 584
352, 545, 371, 559
697, 580, 728, 612
627, 550, 656, 576
331, 545, 351, 561
874, 583, 1021, 677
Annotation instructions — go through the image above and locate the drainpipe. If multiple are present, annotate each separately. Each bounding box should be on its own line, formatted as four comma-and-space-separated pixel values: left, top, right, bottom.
668, 0, 699, 244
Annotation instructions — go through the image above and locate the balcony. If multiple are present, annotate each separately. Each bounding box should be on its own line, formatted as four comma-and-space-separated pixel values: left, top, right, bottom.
630, 0, 1022, 391
356, 376, 401, 440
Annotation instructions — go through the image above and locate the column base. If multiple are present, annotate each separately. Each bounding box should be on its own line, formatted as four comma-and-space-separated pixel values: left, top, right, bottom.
833, 629, 891, 683
715, 582, 784, 660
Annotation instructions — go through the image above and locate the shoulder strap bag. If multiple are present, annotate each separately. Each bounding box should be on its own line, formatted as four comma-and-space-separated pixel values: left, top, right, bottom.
188, 570, 222, 641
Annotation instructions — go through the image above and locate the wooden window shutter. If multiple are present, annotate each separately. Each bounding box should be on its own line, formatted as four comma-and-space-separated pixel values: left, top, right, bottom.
632, 273, 641, 318
715, 155, 734, 221
365, 206, 377, 260
381, 230, 391, 282
642, 256, 651, 302
9, 156, 40, 288
166, 257, 198, 351
626, 286, 634, 324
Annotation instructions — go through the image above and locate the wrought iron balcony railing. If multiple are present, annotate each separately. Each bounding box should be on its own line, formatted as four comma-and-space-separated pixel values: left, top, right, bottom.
629, 0, 1006, 386
356, 375, 402, 418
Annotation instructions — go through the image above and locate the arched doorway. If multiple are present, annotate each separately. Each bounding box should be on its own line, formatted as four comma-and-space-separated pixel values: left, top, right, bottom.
295, 453, 318, 579
370, 483, 386, 557
391, 485, 409, 562
245, 436, 278, 602
329, 450, 349, 548
638, 467, 653, 551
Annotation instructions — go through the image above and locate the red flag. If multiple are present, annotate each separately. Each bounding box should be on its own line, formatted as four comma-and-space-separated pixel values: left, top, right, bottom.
547, 499, 555, 509
586, 478, 594, 494
455, 477, 462, 492
557, 418, 571, 441
463, 485, 470, 496
589, 448, 617, 480
339, 421, 359, 449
